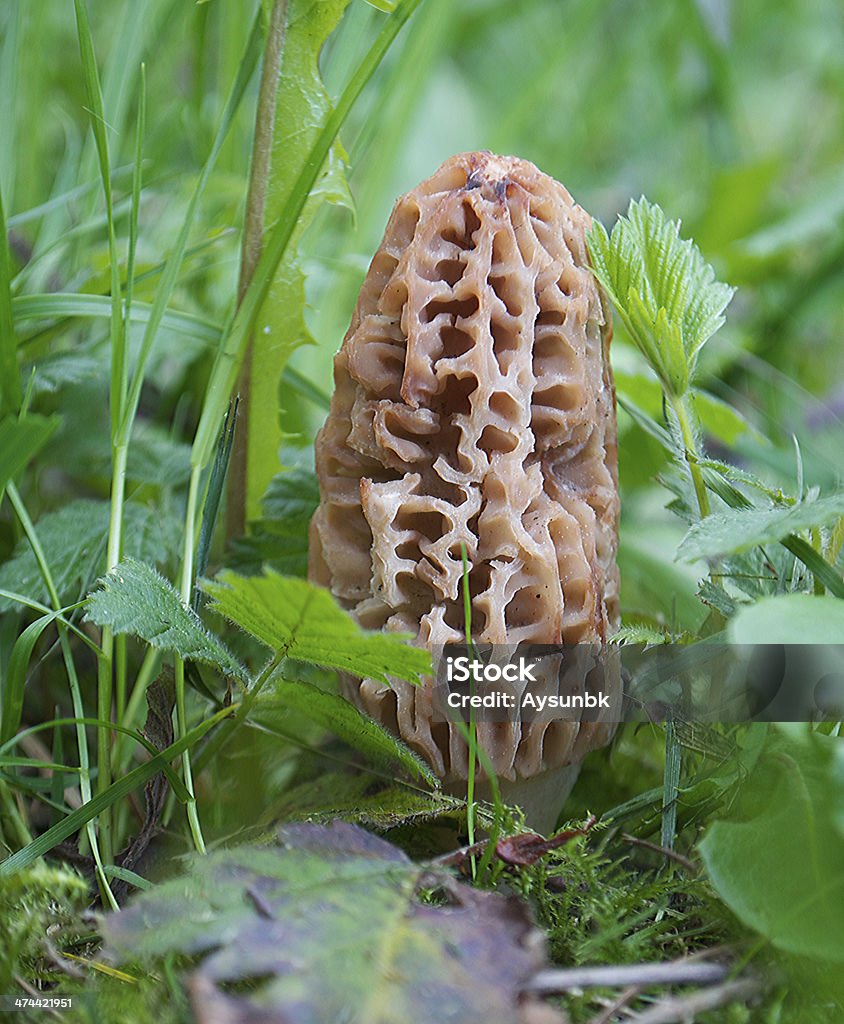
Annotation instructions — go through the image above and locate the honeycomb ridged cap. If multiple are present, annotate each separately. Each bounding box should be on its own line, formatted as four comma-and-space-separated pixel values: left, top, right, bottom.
310, 152, 620, 782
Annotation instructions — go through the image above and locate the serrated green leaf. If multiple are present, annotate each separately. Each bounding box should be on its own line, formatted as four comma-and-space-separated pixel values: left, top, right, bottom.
228, 464, 321, 577
202, 569, 431, 684
255, 676, 438, 786
102, 821, 546, 1023
610, 623, 670, 646
0, 500, 180, 612
678, 492, 844, 561
245, 0, 355, 519
261, 463, 321, 526
588, 197, 734, 396
85, 558, 247, 682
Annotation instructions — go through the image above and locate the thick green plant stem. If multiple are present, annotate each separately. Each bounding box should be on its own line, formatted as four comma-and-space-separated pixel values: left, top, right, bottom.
671, 393, 711, 519
228, 0, 290, 539
191, 0, 422, 475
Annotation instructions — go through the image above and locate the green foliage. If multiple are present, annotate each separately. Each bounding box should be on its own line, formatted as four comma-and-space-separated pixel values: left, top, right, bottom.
85, 557, 247, 682
229, 461, 320, 576
0, 415, 58, 499
728, 594, 844, 644
255, 676, 439, 786
243, 0, 355, 518
202, 568, 431, 684
700, 729, 844, 962
0, 501, 180, 613
1, 3, 843, 1021
102, 821, 547, 1024
587, 198, 734, 398
679, 492, 844, 561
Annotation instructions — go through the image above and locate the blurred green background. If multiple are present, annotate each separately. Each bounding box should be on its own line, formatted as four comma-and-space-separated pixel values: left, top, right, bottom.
4, 0, 844, 621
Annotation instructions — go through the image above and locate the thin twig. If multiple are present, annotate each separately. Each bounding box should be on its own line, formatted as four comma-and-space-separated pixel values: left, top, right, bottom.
629, 978, 759, 1024
588, 985, 642, 1024
621, 833, 697, 873
524, 959, 729, 994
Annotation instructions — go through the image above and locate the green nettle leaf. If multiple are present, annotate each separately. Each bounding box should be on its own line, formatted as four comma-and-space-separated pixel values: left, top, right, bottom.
102, 821, 547, 1024
587, 197, 734, 397
201, 569, 431, 684
229, 464, 320, 576
255, 676, 438, 786
728, 594, 844, 645
700, 730, 844, 961
85, 558, 247, 682
0, 500, 180, 612
678, 492, 844, 561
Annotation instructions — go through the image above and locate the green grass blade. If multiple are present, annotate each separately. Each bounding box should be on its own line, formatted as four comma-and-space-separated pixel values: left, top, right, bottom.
661, 715, 681, 852
1, 611, 67, 746
72, 0, 125, 436
0, 187, 21, 413
0, 416, 58, 500
0, 1, 21, 205
191, 0, 422, 471
13, 292, 221, 348
124, 62, 145, 326
0, 705, 234, 876
194, 398, 238, 608
781, 534, 844, 599
117, 11, 262, 445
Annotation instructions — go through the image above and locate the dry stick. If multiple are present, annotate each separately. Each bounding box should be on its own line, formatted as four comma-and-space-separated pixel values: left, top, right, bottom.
630, 979, 760, 1024
587, 985, 641, 1024
524, 959, 729, 994
227, 0, 290, 539
620, 832, 697, 874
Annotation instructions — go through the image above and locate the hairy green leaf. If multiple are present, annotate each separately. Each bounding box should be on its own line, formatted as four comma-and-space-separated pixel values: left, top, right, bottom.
588, 197, 734, 396
255, 676, 438, 786
102, 821, 547, 1024
678, 492, 844, 561
275, 772, 462, 828
202, 569, 431, 684
0, 500, 180, 612
229, 464, 320, 576
85, 558, 247, 682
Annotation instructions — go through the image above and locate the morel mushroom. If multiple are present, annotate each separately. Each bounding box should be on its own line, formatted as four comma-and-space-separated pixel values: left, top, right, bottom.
310, 152, 619, 814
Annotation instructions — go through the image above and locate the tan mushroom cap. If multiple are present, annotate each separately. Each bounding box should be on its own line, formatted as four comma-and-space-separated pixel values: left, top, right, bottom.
310, 151, 620, 784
